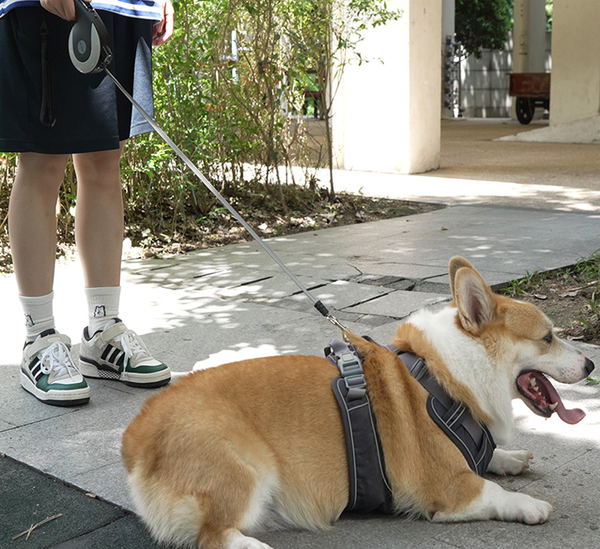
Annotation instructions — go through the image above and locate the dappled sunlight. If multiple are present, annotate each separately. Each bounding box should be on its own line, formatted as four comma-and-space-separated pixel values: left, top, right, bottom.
411, 177, 600, 213
192, 343, 292, 372
380, 248, 418, 257
293, 166, 600, 213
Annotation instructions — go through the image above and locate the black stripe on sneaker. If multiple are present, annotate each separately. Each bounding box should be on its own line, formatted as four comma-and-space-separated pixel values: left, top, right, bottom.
107, 347, 123, 364
101, 346, 112, 360
30, 359, 44, 382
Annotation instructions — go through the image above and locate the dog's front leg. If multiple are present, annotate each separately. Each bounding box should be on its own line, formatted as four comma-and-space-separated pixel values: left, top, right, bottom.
487, 448, 533, 476
433, 480, 553, 525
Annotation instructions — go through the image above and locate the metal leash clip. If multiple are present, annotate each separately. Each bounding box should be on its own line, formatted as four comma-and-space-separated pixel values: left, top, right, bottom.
327, 315, 350, 340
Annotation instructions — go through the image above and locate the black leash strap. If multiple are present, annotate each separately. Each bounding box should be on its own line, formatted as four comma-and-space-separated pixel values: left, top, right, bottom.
39, 21, 56, 127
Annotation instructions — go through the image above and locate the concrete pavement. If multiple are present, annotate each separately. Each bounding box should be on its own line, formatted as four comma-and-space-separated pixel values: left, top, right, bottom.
328, 118, 600, 212
1, 119, 599, 548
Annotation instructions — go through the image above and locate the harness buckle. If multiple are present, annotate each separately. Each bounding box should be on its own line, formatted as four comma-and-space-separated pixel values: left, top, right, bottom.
337, 351, 367, 390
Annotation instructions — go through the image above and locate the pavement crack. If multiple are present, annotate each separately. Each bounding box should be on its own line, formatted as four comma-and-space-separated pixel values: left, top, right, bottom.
340, 289, 395, 310
514, 448, 596, 491
238, 276, 273, 286
290, 283, 328, 296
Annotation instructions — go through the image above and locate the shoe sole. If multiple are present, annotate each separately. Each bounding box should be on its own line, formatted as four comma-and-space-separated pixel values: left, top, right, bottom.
79, 358, 171, 388
20, 373, 90, 407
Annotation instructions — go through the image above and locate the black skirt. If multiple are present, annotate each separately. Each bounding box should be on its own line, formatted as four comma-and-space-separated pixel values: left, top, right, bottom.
0, 7, 155, 154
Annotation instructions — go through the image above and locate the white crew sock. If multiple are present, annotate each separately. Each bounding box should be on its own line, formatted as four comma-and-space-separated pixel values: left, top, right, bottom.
20, 292, 56, 341
85, 286, 121, 335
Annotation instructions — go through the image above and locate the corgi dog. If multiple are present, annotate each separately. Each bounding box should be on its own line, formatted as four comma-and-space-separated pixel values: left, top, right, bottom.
121, 256, 594, 549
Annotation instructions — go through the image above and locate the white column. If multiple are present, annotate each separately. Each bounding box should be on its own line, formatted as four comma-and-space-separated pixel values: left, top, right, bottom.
512, 0, 547, 120
441, 0, 455, 39
529, 0, 547, 72
513, 0, 530, 74
332, 0, 442, 174
550, 0, 600, 125
513, 0, 547, 73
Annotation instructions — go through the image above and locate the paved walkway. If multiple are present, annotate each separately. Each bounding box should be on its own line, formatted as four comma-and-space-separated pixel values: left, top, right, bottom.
1, 120, 599, 548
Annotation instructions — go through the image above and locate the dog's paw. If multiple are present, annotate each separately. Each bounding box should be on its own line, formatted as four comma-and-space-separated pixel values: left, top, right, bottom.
483, 483, 554, 524
510, 493, 554, 525
487, 449, 534, 476
430, 480, 554, 525
228, 533, 274, 549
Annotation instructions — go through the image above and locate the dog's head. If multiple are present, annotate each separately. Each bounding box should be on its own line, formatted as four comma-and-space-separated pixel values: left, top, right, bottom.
449, 256, 595, 425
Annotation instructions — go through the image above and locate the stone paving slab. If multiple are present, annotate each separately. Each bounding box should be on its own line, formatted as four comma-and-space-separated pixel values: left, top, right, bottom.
344, 289, 451, 318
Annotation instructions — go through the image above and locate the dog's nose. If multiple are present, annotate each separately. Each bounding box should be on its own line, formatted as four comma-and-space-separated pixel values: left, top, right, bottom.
584, 357, 595, 376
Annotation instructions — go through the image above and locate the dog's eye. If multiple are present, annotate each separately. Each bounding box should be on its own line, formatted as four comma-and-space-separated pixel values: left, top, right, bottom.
542, 332, 553, 344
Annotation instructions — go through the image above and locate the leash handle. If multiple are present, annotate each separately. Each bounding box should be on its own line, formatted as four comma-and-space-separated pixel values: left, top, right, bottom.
69, 0, 112, 74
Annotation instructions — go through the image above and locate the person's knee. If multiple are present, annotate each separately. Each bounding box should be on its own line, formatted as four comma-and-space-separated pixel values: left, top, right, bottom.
15, 153, 70, 193
74, 148, 123, 190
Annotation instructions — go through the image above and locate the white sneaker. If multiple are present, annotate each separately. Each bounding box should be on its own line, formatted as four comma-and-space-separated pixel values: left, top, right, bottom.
79, 319, 171, 388
20, 330, 90, 406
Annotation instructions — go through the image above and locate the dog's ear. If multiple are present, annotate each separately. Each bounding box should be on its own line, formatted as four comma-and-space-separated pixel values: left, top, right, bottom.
449, 256, 476, 298
453, 266, 496, 335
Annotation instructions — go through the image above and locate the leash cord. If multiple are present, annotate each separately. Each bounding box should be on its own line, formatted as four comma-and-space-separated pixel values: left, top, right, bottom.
105, 68, 348, 332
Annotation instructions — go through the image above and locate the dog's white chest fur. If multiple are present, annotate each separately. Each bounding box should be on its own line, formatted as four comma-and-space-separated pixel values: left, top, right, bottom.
406, 307, 514, 444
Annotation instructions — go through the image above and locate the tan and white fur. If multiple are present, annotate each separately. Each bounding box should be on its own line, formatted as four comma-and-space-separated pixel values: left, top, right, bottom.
122, 257, 594, 549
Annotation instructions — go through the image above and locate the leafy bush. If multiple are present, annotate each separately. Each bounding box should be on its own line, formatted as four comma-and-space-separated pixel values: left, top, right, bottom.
455, 0, 513, 59
1, 0, 400, 266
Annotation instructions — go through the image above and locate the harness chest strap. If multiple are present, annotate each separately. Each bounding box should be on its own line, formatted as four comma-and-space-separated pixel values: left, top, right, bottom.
325, 338, 497, 515
390, 347, 496, 476
326, 339, 395, 514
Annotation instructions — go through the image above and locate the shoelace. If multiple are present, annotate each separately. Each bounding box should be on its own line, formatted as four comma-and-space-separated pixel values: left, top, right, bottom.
118, 330, 151, 364
39, 341, 79, 381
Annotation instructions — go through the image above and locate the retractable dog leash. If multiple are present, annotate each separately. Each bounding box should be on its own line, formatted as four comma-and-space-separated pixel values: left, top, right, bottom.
68, 0, 348, 334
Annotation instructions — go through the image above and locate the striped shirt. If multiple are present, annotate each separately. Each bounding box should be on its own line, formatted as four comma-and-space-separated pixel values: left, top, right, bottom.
0, 0, 163, 20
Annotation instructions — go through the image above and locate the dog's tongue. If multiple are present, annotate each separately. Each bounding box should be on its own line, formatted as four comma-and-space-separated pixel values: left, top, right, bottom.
535, 373, 586, 424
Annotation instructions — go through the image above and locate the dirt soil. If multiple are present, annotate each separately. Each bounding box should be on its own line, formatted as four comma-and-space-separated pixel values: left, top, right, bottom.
0, 194, 443, 275
502, 272, 600, 347
122, 194, 445, 259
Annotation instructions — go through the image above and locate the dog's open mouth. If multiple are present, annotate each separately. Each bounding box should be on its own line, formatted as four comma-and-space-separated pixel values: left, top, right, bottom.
516, 371, 585, 424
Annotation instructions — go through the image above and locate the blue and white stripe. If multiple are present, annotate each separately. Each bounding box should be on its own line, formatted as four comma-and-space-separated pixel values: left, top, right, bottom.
1, 0, 163, 20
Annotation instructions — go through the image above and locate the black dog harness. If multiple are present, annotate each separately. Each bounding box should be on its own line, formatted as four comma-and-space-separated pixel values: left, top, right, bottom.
325, 338, 496, 514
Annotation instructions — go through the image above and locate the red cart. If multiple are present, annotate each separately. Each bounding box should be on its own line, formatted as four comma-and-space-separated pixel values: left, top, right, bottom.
508, 72, 550, 124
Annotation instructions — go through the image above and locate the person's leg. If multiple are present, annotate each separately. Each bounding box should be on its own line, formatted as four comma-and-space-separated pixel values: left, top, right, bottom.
9, 152, 69, 298
10, 152, 67, 340
73, 144, 170, 388
72, 144, 125, 290
73, 145, 124, 333
9, 152, 90, 406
